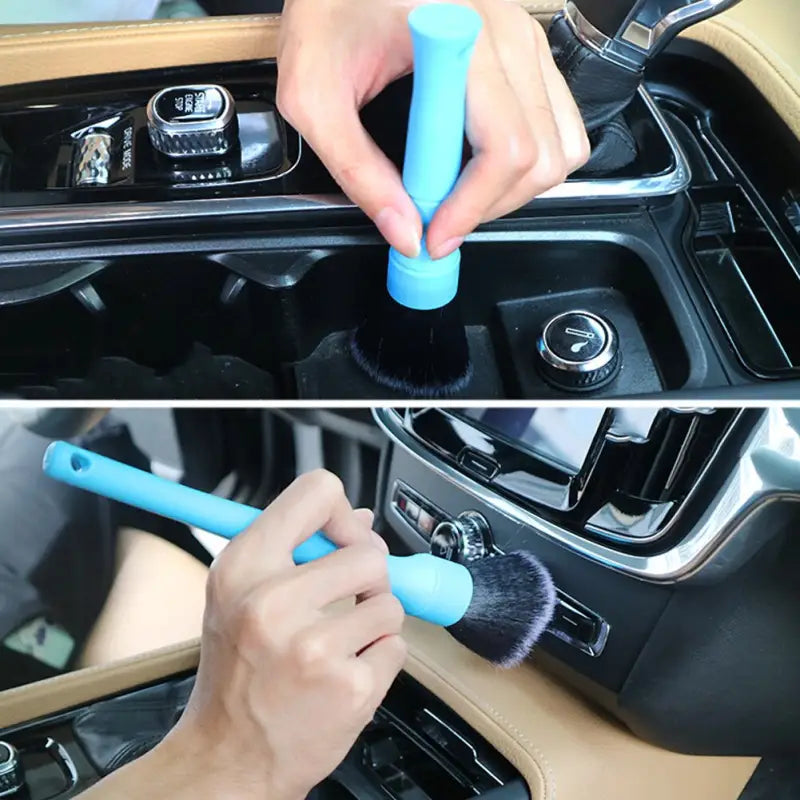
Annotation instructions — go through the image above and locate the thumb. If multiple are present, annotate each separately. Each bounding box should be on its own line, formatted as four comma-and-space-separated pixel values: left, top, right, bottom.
296, 94, 422, 258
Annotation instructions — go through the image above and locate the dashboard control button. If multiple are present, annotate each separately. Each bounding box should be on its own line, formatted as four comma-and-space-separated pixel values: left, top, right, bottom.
430, 511, 492, 563
391, 484, 446, 541
147, 85, 236, 159
536, 310, 620, 392
458, 449, 499, 480
404, 498, 420, 522
0, 741, 24, 797
417, 509, 436, 536
72, 131, 113, 187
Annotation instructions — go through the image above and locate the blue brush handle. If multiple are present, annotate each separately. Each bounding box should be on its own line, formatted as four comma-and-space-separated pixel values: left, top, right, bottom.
387, 3, 482, 311
42, 442, 473, 627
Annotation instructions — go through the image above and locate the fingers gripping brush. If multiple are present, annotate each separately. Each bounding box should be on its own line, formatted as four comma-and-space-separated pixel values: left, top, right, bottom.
43, 442, 556, 668
351, 4, 481, 397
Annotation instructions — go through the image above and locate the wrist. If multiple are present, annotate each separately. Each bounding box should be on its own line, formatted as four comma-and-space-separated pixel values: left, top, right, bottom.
79, 725, 300, 800
145, 722, 302, 800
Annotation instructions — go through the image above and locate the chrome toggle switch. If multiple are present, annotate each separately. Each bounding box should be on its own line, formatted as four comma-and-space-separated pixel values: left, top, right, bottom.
147, 84, 237, 159
72, 131, 113, 187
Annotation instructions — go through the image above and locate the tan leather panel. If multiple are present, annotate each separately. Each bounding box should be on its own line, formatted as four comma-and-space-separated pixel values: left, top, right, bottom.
0, 639, 201, 730
684, 0, 800, 138
0, 620, 758, 800
403, 619, 758, 800
0, 0, 796, 142
0, 15, 280, 87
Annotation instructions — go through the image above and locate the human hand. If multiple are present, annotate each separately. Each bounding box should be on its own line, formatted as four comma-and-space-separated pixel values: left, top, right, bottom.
160, 471, 405, 800
277, 0, 589, 260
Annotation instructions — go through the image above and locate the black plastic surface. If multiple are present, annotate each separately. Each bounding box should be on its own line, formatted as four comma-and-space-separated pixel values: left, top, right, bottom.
617, 523, 800, 755
0, 231, 706, 399
378, 407, 800, 755
387, 407, 742, 550
380, 445, 672, 693
0, 48, 796, 399
0, 63, 297, 204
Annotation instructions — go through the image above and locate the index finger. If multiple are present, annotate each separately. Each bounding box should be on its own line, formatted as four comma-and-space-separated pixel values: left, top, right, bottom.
225, 470, 373, 587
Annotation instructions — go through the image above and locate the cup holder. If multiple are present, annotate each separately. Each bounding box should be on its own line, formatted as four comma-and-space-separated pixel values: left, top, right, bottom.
0, 234, 691, 399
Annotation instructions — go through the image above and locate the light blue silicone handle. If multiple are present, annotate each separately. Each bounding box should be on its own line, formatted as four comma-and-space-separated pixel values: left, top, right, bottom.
42, 442, 473, 627
387, 3, 482, 311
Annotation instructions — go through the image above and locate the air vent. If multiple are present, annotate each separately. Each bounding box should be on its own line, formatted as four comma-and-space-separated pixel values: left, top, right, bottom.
581, 408, 737, 543
395, 408, 739, 547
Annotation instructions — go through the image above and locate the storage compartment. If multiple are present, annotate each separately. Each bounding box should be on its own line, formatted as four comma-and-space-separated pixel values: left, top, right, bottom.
266, 237, 690, 398
689, 185, 800, 379
0, 236, 690, 399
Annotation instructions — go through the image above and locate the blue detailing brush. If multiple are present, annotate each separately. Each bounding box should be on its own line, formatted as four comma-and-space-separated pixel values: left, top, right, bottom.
351, 3, 480, 397
43, 441, 556, 667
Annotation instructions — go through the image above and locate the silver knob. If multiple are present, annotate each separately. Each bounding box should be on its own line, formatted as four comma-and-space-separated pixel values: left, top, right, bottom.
430, 511, 492, 563
0, 742, 24, 797
536, 309, 620, 392
147, 84, 236, 159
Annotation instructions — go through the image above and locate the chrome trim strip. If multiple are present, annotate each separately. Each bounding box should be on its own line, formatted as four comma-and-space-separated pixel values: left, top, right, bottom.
418, 709, 503, 786
648, 0, 744, 57
0, 89, 690, 234
374, 407, 798, 584
564, 1, 642, 72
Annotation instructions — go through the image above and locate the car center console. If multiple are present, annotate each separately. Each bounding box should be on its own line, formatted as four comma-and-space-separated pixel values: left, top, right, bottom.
0, 672, 529, 800
374, 406, 800, 755
0, 41, 798, 398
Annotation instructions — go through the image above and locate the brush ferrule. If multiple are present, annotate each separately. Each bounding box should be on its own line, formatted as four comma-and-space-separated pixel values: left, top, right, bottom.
387, 553, 473, 626
387, 245, 460, 310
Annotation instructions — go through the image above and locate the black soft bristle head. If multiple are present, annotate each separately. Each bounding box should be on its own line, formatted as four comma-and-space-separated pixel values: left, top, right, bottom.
351, 293, 472, 397
447, 552, 557, 668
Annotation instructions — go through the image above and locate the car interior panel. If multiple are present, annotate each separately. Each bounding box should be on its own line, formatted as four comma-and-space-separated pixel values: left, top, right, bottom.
0, 0, 799, 798
0, 1, 797, 399
1, 406, 798, 799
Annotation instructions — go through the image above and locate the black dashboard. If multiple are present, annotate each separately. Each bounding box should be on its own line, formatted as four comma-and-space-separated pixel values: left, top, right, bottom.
373, 407, 800, 755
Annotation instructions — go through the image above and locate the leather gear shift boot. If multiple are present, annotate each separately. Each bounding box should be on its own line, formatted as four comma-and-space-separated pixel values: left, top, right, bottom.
548, 11, 641, 174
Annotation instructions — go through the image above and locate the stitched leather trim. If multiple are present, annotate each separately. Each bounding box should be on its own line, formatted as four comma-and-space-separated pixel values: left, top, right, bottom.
407, 642, 552, 800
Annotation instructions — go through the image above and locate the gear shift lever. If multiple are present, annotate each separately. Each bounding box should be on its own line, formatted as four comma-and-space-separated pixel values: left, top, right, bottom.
549, 0, 744, 173
564, 0, 744, 72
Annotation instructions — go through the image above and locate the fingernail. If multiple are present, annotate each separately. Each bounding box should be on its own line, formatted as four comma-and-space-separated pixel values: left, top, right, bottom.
429, 236, 464, 260
372, 531, 389, 553
375, 207, 421, 258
